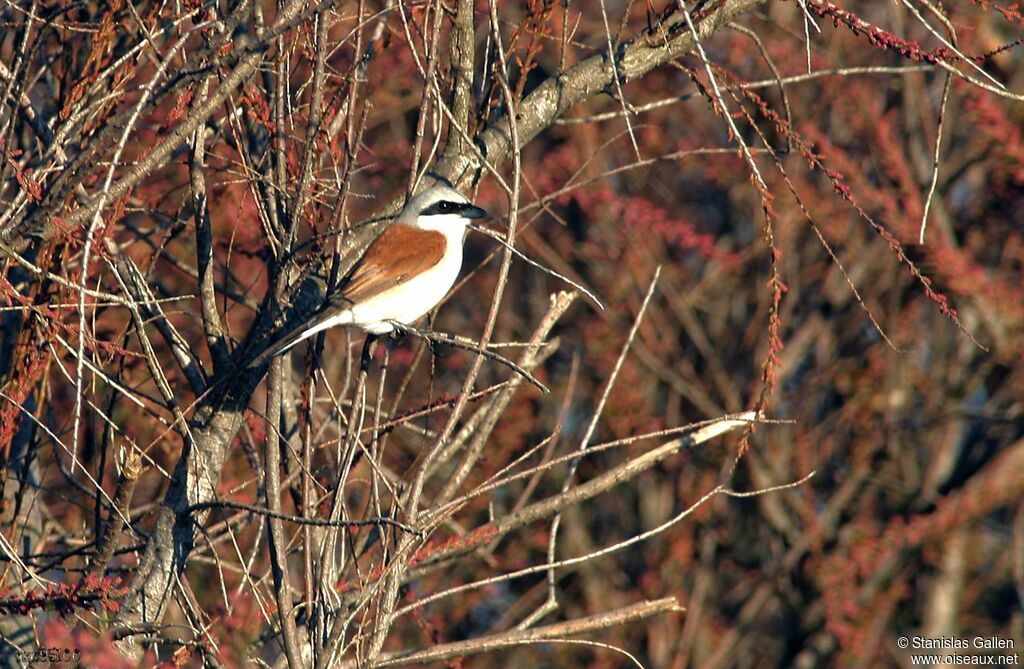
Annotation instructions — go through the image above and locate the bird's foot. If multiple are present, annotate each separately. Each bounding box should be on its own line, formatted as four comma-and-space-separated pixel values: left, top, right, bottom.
387, 322, 408, 344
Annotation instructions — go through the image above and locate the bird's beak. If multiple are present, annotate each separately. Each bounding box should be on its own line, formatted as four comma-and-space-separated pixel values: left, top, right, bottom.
463, 204, 488, 219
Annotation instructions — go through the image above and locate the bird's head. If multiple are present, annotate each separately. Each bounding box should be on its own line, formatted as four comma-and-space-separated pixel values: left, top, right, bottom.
405, 185, 487, 232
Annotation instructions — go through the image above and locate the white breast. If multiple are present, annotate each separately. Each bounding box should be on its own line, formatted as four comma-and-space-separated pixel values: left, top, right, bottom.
346, 224, 465, 334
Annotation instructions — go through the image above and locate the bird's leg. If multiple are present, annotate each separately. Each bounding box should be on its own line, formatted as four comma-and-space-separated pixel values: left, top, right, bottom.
386, 321, 442, 356
360, 334, 379, 373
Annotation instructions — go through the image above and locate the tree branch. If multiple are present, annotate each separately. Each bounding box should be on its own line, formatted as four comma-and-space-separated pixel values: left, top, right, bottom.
348, 597, 682, 668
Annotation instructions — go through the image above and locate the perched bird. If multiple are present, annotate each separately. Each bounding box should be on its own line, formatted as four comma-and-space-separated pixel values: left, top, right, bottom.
250, 184, 487, 367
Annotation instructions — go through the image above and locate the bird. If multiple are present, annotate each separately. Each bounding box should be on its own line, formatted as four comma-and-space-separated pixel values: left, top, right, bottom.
249, 184, 487, 367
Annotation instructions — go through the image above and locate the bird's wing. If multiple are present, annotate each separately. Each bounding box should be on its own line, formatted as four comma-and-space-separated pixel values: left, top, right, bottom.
335, 223, 447, 305
246, 224, 446, 368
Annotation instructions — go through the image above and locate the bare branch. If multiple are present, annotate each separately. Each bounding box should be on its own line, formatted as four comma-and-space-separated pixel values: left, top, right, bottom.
360, 598, 682, 668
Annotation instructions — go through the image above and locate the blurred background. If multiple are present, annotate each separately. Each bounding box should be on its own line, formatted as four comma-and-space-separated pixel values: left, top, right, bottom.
0, 1, 1022, 667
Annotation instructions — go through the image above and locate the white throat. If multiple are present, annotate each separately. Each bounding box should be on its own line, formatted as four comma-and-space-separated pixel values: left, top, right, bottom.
414, 213, 470, 234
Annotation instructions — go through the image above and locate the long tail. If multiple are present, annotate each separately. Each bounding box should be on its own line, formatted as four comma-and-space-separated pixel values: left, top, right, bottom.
247, 309, 353, 368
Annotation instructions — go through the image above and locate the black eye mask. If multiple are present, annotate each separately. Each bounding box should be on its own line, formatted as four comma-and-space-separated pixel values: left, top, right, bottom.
420, 201, 488, 218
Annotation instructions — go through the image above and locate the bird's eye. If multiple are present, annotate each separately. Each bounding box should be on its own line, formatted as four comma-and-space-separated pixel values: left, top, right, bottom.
422, 200, 465, 216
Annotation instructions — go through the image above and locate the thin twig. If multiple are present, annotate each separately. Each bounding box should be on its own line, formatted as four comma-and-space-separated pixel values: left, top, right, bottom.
400, 325, 548, 393
469, 223, 603, 308
184, 500, 422, 536
354, 598, 682, 668
918, 71, 952, 243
